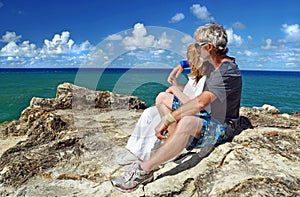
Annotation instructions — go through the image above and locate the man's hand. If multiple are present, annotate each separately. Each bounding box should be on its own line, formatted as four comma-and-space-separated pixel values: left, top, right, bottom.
155, 121, 168, 140
168, 64, 183, 85
155, 112, 176, 140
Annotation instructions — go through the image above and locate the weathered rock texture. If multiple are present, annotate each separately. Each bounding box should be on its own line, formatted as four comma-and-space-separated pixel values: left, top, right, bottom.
0, 82, 299, 196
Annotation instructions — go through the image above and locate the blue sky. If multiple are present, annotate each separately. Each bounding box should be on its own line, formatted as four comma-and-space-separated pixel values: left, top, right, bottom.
0, 0, 299, 70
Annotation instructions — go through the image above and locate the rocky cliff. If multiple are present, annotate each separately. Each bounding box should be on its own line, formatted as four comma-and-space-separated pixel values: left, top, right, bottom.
0, 82, 299, 197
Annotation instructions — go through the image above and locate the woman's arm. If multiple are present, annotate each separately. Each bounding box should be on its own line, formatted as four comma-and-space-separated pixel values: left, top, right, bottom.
168, 60, 189, 86
166, 86, 190, 104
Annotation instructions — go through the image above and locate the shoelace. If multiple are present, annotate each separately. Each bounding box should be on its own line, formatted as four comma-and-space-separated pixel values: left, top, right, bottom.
123, 162, 139, 182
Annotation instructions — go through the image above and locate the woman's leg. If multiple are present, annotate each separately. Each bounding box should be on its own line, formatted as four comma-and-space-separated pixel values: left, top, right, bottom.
125, 106, 160, 161
155, 92, 174, 117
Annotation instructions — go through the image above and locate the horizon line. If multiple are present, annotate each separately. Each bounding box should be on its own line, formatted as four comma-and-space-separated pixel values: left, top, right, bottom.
0, 67, 299, 72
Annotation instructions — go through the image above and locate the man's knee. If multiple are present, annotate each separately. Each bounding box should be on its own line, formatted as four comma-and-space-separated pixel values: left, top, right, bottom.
180, 116, 202, 125
176, 116, 202, 135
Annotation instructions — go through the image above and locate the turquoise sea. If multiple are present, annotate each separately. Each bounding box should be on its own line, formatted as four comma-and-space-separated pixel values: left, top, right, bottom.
0, 68, 299, 123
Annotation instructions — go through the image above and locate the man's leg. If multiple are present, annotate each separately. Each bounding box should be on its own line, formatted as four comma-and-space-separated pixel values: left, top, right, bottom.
111, 115, 202, 192
141, 116, 202, 172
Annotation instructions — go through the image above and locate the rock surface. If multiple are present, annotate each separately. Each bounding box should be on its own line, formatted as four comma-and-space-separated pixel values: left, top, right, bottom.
0, 82, 299, 196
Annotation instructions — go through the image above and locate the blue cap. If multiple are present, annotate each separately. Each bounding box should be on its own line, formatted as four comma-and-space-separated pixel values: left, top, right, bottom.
180, 60, 189, 68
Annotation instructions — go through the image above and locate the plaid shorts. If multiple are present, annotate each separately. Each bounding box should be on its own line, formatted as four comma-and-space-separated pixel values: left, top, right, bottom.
172, 96, 227, 150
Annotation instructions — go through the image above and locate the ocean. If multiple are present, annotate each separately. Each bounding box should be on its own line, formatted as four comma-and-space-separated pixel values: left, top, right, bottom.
0, 68, 299, 123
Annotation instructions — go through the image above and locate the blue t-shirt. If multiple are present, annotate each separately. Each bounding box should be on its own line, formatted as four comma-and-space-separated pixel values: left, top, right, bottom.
204, 59, 242, 124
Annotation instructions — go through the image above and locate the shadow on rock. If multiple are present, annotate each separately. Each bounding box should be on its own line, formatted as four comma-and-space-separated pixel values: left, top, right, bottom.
156, 116, 253, 180
156, 146, 215, 180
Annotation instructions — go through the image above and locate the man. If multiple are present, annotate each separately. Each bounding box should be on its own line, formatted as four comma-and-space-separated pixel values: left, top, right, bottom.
111, 23, 242, 192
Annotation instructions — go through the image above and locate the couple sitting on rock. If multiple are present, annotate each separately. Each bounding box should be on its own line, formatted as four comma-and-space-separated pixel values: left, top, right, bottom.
111, 23, 243, 192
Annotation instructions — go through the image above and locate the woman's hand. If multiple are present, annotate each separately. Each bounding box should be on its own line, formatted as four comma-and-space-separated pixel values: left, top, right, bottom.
168, 64, 183, 86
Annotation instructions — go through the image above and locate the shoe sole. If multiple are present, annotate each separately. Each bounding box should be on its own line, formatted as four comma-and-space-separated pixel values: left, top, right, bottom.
118, 160, 137, 166
111, 175, 154, 193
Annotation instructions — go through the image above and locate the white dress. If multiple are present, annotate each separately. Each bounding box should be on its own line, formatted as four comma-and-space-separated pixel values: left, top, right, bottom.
125, 76, 210, 161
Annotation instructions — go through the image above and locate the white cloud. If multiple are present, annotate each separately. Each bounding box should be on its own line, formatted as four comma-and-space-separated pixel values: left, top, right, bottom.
181, 35, 193, 44
190, 4, 215, 22
7, 56, 14, 61
107, 34, 123, 40
281, 24, 300, 42
41, 31, 75, 55
79, 40, 93, 51
169, 13, 185, 23
256, 64, 264, 68
237, 50, 258, 57
1, 41, 18, 55
226, 28, 243, 47
19, 41, 38, 57
284, 62, 297, 69
122, 23, 172, 50
261, 38, 277, 50
0, 32, 22, 43
132, 23, 147, 37
232, 22, 245, 30
66, 40, 92, 54
156, 32, 172, 49
0, 23, 194, 68
0, 31, 94, 67
151, 49, 165, 56
131, 62, 169, 69
0, 40, 37, 57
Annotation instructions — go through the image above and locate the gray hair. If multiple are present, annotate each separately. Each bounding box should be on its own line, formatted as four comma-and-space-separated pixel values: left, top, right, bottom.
194, 23, 228, 55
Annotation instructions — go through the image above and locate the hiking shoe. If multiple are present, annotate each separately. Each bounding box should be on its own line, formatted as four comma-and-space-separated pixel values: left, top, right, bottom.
111, 162, 154, 192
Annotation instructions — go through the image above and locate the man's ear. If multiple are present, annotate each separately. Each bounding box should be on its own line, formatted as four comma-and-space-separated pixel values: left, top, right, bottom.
207, 43, 214, 52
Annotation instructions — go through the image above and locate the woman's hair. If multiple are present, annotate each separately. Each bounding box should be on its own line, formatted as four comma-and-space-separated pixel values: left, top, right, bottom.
186, 44, 206, 83
194, 23, 228, 56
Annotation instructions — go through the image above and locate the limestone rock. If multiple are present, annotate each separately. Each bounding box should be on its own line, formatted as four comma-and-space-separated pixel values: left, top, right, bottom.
240, 106, 299, 128
0, 83, 299, 196
262, 104, 280, 114
29, 82, 147, 110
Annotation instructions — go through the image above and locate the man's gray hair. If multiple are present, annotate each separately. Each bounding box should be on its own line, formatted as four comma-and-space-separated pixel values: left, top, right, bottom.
194, 24, 228, 55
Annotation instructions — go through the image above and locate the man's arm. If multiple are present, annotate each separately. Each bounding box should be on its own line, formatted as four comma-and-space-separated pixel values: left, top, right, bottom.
173, 91, 216, 120
155, 91, 217, 139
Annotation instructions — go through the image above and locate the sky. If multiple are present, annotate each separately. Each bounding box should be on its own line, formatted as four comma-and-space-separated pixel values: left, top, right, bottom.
0, 0, 300, 71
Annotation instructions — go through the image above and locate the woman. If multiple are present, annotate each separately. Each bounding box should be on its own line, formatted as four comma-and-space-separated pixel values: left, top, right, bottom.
155, 44, 210, 119
121, 44, 211, 164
